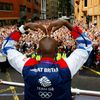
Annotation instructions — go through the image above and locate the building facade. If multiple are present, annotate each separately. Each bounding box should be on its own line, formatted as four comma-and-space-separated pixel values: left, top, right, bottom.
0, 0, 41, 26
46, 0, 58, 19
74, 0, 100, 28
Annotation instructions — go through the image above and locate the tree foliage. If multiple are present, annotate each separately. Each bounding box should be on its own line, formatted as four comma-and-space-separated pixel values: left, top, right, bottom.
58, 0, 71, 16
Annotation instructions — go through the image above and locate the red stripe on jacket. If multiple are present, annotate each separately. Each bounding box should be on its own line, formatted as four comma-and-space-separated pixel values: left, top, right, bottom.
56, 58, 68, 68
10, 31, 21, 42
24, 58, 38, 67
70, 26, 83, 39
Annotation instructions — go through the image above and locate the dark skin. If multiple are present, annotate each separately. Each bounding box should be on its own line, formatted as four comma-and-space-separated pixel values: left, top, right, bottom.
24, 22, 47, 35
39, 37, 58, 58
24, 20, 73, 58
47, 20, 73, 35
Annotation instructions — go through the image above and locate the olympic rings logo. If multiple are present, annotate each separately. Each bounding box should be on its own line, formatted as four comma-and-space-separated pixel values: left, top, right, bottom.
38, 91, 52, 99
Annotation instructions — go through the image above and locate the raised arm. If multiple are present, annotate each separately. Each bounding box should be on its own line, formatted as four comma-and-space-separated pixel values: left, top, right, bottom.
24, 23, 47, 35
47, 19, 73, 35
47, 19, 93, 78
2, 26, 29, 74
64, 25, 93, 77
2, 23, 46, 74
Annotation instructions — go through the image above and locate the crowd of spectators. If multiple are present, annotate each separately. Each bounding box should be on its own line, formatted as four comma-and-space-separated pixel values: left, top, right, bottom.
0, 19, 100, 70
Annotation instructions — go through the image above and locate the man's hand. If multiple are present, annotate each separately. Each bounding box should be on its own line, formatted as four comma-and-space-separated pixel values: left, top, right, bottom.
24, 22, 47, 35
47, 20, 65, 35
47, 20, 73, 35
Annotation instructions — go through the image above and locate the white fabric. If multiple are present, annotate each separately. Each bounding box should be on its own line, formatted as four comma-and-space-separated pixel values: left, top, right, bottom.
64, 49, 89, 78
19, 25, 26, 34
7, 49, 29, 74
63, 32, 93, 78
2, 33, 29, 74
2, 40, 17, 49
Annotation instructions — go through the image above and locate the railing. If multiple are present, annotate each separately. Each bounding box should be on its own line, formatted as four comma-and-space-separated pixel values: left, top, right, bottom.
0, 79, 100, 97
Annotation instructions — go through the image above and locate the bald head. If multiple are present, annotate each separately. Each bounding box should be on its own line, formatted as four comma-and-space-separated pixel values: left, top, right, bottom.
39, 37, 58, 57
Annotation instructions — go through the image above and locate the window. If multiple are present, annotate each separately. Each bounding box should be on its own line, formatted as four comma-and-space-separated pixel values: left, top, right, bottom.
77, 8, 79, 13
89, 16, 92, 22
84, 0, 87, 7
34, 9, 38, 13
34, 0, 38, 5
27, 7, 31, 13
27, 0, 31, 2
20, 5, 26, 12
46, 3, 48, 6
0, 3, 13, 11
